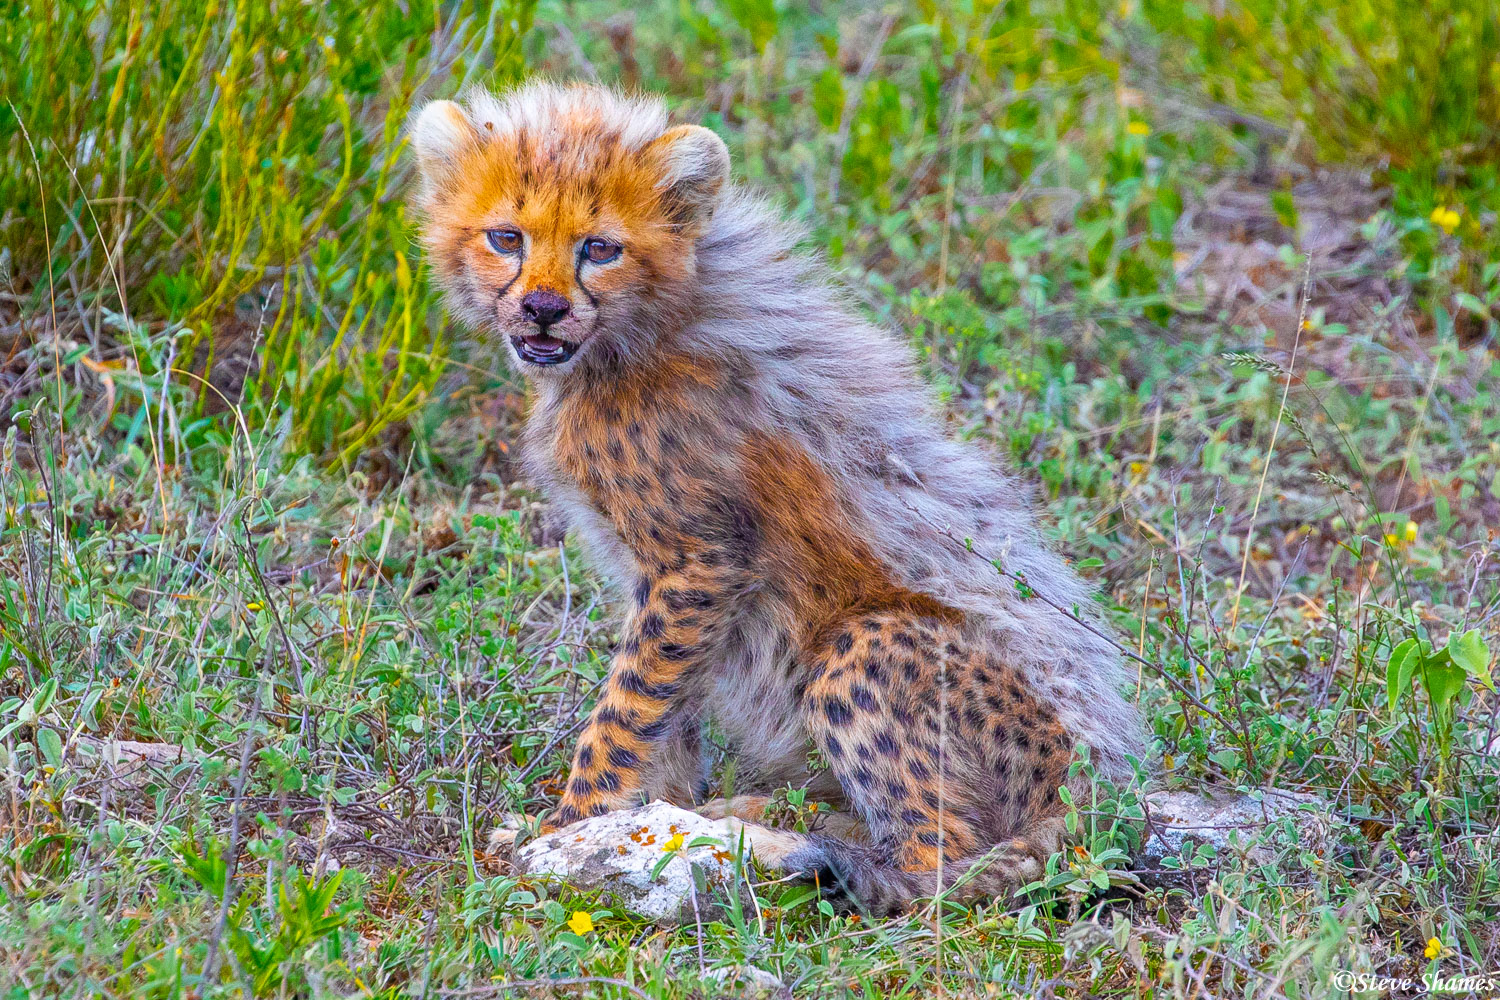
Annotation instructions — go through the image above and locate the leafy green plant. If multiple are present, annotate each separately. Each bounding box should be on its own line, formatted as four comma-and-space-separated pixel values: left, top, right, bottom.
1386, 628, 1495, 763
178, 837, 355, 995
1, 0, 535, 462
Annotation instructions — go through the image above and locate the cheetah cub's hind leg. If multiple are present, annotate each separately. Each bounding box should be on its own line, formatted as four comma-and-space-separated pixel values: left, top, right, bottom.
779, 610, 1077, 915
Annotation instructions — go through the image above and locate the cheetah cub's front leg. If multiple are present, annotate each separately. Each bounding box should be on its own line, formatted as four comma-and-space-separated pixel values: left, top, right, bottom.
486, 556, 744, 852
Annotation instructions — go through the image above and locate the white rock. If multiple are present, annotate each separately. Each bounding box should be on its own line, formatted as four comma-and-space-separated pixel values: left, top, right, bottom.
515, 800, 785, 924
1142, 787, 1338, 869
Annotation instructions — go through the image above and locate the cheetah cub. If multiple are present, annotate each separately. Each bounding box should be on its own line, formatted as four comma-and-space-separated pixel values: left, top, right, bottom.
411, 81, 1143, 914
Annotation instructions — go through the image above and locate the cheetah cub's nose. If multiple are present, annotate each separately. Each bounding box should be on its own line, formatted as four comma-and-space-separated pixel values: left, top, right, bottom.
521, 289, 571, 328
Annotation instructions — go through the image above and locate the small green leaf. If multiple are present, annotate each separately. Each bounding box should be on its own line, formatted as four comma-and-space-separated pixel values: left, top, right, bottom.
37, 727, 63, 769
1386, 638, 1430, 712
1425, 662, 1467, 717
779, 886, 818, 910
1447, 629, 1493, 687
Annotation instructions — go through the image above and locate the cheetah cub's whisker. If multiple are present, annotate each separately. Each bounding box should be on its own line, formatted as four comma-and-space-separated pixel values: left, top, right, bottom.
410, 80, 1143, 915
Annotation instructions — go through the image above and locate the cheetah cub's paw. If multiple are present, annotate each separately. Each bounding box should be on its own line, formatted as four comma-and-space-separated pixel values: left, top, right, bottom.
709, 817, 809, 868
483, 812, 541, 855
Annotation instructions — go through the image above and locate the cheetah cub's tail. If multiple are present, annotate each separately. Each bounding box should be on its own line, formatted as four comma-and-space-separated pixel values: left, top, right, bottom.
772, 825, 1063, 916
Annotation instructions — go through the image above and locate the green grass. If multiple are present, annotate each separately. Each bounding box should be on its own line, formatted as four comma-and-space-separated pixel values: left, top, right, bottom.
2, 0, 1499, 996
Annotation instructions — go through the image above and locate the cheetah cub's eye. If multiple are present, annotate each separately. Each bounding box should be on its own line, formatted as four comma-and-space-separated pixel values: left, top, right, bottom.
581, 237, 622, 265
486, 229, 523, 255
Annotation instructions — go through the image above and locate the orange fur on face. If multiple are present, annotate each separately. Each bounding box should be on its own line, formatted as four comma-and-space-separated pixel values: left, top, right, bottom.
413, 97, 723, 372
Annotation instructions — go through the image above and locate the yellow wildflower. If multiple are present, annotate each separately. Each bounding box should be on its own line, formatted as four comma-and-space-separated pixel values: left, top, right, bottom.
662, 832, 685, 852
1404, 520, 1419, 544
1126, 121, 1151, 137
567, 911, 594, 935
1430, 207, 1460, 234
246, 601, 264, 612
1424, 936, 1441, 959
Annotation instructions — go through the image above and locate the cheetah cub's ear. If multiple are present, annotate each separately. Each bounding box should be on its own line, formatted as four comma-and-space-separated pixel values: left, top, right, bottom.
646, 124, 731, 229
408, 99, 480, 189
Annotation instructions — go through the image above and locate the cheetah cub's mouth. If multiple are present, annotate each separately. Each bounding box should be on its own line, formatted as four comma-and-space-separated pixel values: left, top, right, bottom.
511, 333, 579, 366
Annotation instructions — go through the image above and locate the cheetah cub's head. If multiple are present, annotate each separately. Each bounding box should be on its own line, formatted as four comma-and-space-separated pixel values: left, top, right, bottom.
409, 82, 730, 375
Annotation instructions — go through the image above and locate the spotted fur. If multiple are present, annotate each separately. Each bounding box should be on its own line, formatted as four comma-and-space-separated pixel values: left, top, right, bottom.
411, 81, 1144, 913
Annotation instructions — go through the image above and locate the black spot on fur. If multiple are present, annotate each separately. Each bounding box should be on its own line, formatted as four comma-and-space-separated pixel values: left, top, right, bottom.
607, 745, 641, 769
634, 578, 653, 606
634, 716, 671, 742
577, 745, 594, 769
850, 685, 878, 712
664, 589, 715, 612
833, 632, 854, 656
874, 733, 899, 757
700, 496, 760, 566
658, 642, 694, 661
824, 697, 853, 727
638, 613, 665, 639
596, 770, 621, 793
568, 777, 594, 798
616, 670, 676, 701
